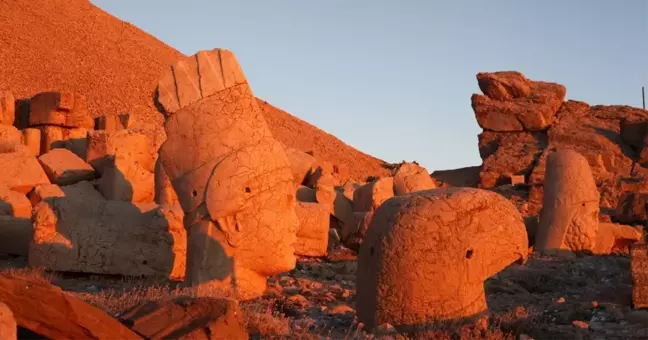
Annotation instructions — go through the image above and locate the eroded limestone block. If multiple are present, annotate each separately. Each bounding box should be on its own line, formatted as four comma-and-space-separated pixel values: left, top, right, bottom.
38, 125, 88, 159
21, 128, 41, 156
0, 152, 50, 193
38, 148, 95, 186
28, 183, 65, 206
86, 129, 156, 173
356, 188, 528, 329
353, 177, 394, 212
284, 147, 316, 186
96, 159, 155, 203
0, 185, 31, 218
536, 150, 600, 253
295, 202, 330, 257
392, 162, 436, 195
157, 48, 298, 300
0, 125, 22, 149
30, 197, 186, 279
29, 92, 93, 129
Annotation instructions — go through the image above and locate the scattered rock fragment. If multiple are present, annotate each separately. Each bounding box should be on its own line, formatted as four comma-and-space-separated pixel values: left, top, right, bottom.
0, 152, 50, 193
391, 162, 436, 195
353, 177, 394, 212
38, 148, 95, 185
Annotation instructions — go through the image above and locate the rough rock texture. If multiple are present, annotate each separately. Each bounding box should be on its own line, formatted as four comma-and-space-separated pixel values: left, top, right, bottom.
472, 71, 566, 131
430, 166, 480, 188
21, 128, 41, 156
356, 188, 528, 329
157, 49, 298, 301
120, 297, 247, 340
536, 150, 600, 253
30, 197, 186, 279
353, 177, 394, 212
0, 185, 31, 218
342, 210, 374, 251
0, 91, 14, 126
0, 303, 16, 340
616, 192, 648, 225
631, 244, 648, 309
295, 202, 330, 257
38, 148, 95, 185
337, 181, 360, 201
29, 92, 93, 129
0, 152, 50, 193
37, 125, 89, 159
28, 183, 65, 206
0, 0, 389, 183
0, 273, 142, 339
154, 158, 180, 206
594, 222, 643, 255
478, 131, 547, 189
284, 146, 316, 186
391, 162, 436, 195
0, 125, 23, 151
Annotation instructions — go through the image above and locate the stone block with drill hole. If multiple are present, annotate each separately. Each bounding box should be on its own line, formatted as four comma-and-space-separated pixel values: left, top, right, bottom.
38, 126, 89, 159
353, 177, 394, 212
0, 152, 50, 194
29, 92, 93, 129
631, 244, 648, 309
30, 197, 186, 279
295, 202, 330, 256
38, 148, 95, 186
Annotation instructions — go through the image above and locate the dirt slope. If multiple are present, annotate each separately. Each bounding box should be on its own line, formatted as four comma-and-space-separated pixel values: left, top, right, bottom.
0, 0, 388, 182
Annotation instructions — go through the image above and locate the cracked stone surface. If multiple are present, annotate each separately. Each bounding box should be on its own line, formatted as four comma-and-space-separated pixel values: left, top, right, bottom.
28, 91, 94, 129
356, 187, 528, 329
472, 71, 566, 132
30, 195, 187, 279
157, 48, 298, 301
352, 177, 394, 213
295, 202, 330, 257
537, 149, 600, 253
154, 157, 179, 206
0, 125, 23, 151
38, 148, 95, 186
391, 162, 436, 195
37, 125, 89, 159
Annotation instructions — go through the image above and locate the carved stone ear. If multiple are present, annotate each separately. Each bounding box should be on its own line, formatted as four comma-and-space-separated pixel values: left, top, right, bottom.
215, 216, 243, 247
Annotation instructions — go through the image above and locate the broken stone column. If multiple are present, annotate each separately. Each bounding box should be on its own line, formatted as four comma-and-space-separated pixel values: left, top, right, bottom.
295, 202, 330, 256
392, 162, 436, 195
356, 188, 528, 330
21, 128, 41, 156
156, 48, 298, 300
28, 92, 93, 159
30, 190, 186, 280
536, 149, 600, 253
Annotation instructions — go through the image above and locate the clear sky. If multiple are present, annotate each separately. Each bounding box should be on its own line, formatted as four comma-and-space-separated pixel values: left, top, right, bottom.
91, 0, 647, 172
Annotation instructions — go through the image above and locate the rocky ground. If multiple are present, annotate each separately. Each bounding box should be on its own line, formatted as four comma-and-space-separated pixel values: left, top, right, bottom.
1, 247, 646, 340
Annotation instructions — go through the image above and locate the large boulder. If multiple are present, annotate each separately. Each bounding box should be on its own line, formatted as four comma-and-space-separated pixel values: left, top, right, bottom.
471, 71, 566, 132
30, 195, 187, 279
356, 188, 528, 329
38, 148, 95, 185
0, 272, 142, 339
0, 152, 50, 193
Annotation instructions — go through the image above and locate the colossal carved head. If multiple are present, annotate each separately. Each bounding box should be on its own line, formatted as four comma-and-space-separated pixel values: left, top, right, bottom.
356, 188, 528, 329
155, 49, 298, 298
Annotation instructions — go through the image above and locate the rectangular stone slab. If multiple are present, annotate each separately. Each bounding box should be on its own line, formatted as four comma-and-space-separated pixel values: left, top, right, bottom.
30, 198, 186, 280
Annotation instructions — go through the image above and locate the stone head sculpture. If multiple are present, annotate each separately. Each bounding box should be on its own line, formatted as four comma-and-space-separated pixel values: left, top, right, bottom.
356, 187, 528, 330
155, 48, 298, 300
536, 149, 599, 253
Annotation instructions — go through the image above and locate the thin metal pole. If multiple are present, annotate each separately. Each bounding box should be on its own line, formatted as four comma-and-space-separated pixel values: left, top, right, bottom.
643, 86, 646, 110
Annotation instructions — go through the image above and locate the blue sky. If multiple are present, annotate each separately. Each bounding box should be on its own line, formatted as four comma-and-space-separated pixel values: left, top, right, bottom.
92, 0, 647, 172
